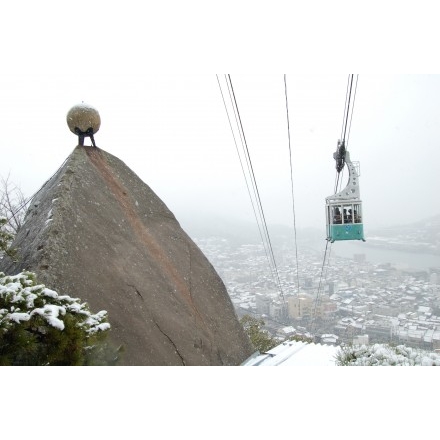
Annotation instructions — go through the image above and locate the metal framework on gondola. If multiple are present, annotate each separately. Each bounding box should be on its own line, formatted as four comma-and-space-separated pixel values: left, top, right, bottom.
324, 74, 365, 243
325, 139, 365, 242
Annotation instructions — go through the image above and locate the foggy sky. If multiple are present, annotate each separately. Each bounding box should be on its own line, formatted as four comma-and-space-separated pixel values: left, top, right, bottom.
2, 0, 439, 421
1, 74, 440, 237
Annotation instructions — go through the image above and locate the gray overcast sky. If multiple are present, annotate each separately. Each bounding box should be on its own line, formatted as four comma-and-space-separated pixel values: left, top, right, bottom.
1, 73, 440, 234
3, 0, 440, 422
2, 2, 440, 238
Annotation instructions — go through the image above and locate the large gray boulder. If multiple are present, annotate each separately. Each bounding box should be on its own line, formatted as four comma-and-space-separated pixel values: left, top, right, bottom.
0, 145, 253, 365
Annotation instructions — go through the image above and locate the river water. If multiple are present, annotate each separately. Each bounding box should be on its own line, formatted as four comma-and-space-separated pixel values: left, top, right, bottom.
307, 240, 440, 272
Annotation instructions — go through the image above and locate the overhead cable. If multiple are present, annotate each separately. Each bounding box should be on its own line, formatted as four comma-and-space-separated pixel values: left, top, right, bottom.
218, 74, 285, 301
283, 74, 300, 294
215, 75, 274, 280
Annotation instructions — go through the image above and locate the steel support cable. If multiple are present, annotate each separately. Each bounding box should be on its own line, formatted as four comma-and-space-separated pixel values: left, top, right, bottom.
216, 76, 279, 293
223, 77, 278, 287
341, 74, 354, 144
227, 75, 284, 300
345, 74, 359, 150
215, 75, 274, 281
327, 75, 359, 286
227, 75, 285, 301
314, 75, 358, 335
334, 76, 351, 193
283, 75, 300, 294
335, 173, 345, 194
334, 74, 358, 194
225, 76, 272, 260
225, 76, 270, 251
336, 168, 345, 193
316, 75, 359, 335
324, 242, 333, 279
310, 240, 330, 334
340, 74, 352, 141
333, 171, 339, 195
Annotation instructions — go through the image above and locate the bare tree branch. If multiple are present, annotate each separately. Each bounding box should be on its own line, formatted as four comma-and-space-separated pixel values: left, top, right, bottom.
0, 174, 27, 234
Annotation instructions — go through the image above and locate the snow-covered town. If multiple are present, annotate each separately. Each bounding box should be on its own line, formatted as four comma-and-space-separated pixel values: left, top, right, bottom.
194, 235, 440, 351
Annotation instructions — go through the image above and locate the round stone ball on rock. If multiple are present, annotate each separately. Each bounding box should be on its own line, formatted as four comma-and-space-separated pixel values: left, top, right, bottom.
66, 103, 101, 135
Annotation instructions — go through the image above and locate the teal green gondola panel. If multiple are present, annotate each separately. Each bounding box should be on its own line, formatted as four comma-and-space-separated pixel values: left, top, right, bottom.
329, 223, 364, 242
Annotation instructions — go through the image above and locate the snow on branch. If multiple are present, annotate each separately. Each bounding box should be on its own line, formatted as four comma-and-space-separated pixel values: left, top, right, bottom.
0, 271, 110, 334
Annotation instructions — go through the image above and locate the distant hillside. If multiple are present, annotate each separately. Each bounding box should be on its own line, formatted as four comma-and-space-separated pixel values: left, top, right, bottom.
365, 214, 440, 255
178, 214, 261, 245
178, 213, 325, 248
180, 212, 440, 255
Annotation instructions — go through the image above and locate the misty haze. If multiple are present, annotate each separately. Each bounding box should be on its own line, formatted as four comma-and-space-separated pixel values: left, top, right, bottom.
2, 74, 440, 367
4, 2, 440, 437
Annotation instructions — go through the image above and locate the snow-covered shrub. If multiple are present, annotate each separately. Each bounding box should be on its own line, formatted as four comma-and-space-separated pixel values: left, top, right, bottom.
240, 315, 279, 353
0, 271, 117, 365
335, 343, 440, 366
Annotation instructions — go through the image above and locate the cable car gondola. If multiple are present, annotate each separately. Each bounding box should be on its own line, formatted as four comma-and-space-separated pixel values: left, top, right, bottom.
325, 140, 365, 243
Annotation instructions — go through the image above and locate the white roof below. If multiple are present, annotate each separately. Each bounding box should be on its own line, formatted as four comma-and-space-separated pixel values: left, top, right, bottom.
242, 341, 339, 366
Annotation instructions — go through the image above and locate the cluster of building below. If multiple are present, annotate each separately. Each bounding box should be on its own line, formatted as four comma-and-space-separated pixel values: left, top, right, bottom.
195, 236, 440, 351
